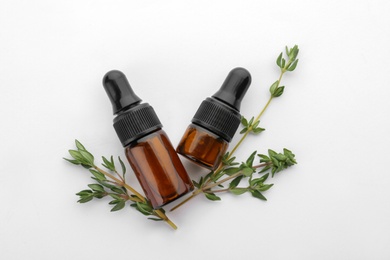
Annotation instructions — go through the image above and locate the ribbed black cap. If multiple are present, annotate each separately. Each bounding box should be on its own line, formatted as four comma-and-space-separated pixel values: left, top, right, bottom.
113, 103, 162, 146
191, 68, 251, 142
103, 70, 162, 147
192, 98, 241, 142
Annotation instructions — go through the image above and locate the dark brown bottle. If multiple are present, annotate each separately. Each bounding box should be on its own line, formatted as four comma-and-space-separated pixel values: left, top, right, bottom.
177, 68, 251, 170
103, 70, 193, 209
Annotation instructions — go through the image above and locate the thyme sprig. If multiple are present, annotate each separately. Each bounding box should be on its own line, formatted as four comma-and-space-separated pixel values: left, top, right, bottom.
171, 45, 299, 211
64, 45, 300, 229
64, 140, 177, 229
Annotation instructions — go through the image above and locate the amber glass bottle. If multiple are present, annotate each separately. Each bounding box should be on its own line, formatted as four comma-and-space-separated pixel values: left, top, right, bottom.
177, 68, 251, 170
103, 70, 193, 209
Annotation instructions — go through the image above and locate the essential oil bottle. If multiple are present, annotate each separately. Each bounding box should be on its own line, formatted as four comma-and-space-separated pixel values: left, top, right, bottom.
176, 67, 251, 170
103, 70, 193, 209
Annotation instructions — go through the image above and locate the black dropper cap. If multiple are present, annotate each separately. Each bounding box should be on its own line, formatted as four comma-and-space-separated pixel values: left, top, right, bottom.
103, 70, 162, 147
191, 67, 251, 142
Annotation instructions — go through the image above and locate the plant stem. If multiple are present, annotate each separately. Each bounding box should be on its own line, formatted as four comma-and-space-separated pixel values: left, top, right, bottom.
154, 209, 177, 230
253, 162, 272, 169
203, 172, 242, 191
171, 163, 272, 212
94, 166, 145, 202
114, 170, 125, 184
94, 166, 177, 229
171, 172, 242, 212
170, 190, 202, 211
210, 188, 230, 193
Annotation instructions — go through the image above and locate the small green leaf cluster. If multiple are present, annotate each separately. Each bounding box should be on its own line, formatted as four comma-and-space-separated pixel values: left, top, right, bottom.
240, 116, 265, 134
269, 80, 284, 98
224, 151, 272, 201
221, 152, 238, 166
76, 182, 128, 212
258, 148, 297, 177
102, 155, 126, 177
130, 201, 164, 221
276, 45, 299, 72
271, 45, 300, 98
200, 148, 296, 202
64, 140, 95, 168
64, 140, 166, 221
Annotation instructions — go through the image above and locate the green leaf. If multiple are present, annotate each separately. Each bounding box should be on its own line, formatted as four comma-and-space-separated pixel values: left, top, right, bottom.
110, 155, 115, 167
246, 151, 257, 167
268, 149, 277, 157
79, 150, 94, 165
257, 173, 270, 183
273, 153, 287, 161
271, 157, 280, 168
248, 117, 254, 127
240, 127, 248, 134
118, 156, 126, 175
109, 194, 122, 200
229, 175, 243, 189
211, 170, 226, 182
89, 169, 106, 181
109, 199, 120, 205
148, 217, 163, 221
93, 191, 105, 199
68, 150, 84, 162
134, 202, 153, 215
81, 164, 91, 169
252, 127, 265, 134
250, 178, 264, 186
276, 52, 283, 68
88, 184, 105, 192
192, 180, 200, 189
102, 156, 114, 171
95, 179, 116, 190
284, 148, 297, 164
76, 190, 93, 196
251, 190, 267, 201
274, 153, 287, 161
111, 186, 126, 194
258, 165, 271, 173
281, 58, 286, 68
111, 200, 125, 211
287, 59, 299, 71
205, 193, 221, 201
241, 116, 248, 127
271, 167, 277, 177
78, 196, 93, 203
269, 80, 279, 95
257, 184, 274, 192
198, 176, 204, 187
273, 86, 284, 97
75, 140, 86, 151
242, 167, 254, 177
224, 167, 241, 175
251, 120, 260, 130
289, 45, 299, 60
223, 155, 238, 166
63, 158, 81, 165
230, 188, 248, 195
258, 154, 270, 162
285, 46, 290, 56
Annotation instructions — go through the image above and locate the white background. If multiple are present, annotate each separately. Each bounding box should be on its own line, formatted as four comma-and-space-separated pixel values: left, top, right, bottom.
1, 0, 390, 259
